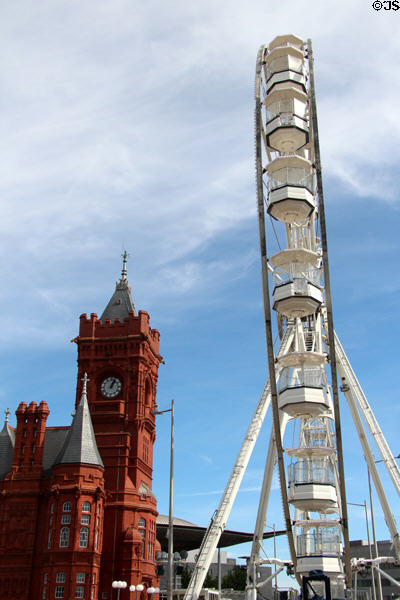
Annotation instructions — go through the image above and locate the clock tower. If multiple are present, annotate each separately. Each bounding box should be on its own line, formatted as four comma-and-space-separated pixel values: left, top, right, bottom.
74, 253, 162, 595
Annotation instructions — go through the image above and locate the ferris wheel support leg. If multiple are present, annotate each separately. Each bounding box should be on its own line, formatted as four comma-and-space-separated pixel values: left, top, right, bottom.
246, 414, 290, 600
182, 383, 272, 600
334, 332, 400, 497
183, 325, 295, 600
335, 333, 400, 560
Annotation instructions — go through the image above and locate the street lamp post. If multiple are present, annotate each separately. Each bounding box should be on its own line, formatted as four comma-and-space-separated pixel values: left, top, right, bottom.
367, 468, 383, 600
348, 501, 376, 600
265, 524, 277, 598
153, 400, 175, 600
112, 581, 127, 600
130, 584, 144, 600
365, 454, 400, 600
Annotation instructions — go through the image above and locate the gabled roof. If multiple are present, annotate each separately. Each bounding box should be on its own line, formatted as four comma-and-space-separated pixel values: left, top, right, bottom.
0, 421, 15, 478
100, 252, 136, 322
53, 375, 103, 468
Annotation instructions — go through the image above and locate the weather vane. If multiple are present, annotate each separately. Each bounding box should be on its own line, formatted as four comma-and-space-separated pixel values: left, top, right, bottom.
121, 250, 130, 281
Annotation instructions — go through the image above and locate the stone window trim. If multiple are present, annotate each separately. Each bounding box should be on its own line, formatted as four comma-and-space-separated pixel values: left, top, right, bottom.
81, 514, 90, 525
59, 527, 70, 548
55, 586, 64, 599
79, 526, 89, 548
62, 501, 72, 513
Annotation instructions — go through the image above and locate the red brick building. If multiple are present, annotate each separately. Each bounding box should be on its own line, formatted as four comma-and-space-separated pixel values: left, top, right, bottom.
0, 258, 162, 600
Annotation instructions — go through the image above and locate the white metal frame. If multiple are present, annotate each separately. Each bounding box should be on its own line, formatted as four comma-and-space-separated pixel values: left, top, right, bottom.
182, 36, 400, 600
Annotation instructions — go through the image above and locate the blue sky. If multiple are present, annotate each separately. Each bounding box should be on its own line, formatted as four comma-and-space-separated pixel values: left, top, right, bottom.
1, 0, 400, 588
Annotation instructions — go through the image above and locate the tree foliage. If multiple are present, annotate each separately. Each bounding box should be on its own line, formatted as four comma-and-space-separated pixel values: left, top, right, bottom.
204, 572, 218, 589
222, 566, 247, 590
180, 566, 193, 589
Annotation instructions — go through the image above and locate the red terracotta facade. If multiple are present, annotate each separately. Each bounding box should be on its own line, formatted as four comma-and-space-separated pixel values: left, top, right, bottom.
0, 282, 161, 600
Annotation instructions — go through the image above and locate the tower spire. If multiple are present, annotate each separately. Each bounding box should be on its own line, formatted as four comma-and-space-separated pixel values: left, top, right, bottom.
100, 253, 136, 322
4, 408, 10, 425
54, 372, 103, 467
81, 372, 89, 398
121, 250, 129, 282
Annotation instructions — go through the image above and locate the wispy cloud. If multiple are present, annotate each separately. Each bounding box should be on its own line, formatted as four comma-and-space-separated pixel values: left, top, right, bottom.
178, 486, 262, 498
1, 2, 400, 345
1, 0, 399, 553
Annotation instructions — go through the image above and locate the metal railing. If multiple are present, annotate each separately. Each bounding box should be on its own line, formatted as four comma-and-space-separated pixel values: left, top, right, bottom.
279, 366, 326, 392
267, 58, 305, 79
268, 169, 313, 193
297, 530, 342, 556
273, 266, 321, 289
288, 460, 335, 486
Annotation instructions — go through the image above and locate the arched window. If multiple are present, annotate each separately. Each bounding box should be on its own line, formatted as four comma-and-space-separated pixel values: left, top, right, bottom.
82, 501, 91, 513
59, 527, 70, 548
138, 518, 146, 558
62, 501, 72, 513
79, 527, 89, 548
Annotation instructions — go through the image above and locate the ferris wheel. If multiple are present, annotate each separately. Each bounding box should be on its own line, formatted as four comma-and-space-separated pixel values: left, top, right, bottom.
183, 35, 400, 600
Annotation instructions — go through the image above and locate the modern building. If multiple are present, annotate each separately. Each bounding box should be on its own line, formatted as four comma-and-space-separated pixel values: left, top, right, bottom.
0, 258, 162, 600
350, 540, 400, 600
155, 516, 284, 599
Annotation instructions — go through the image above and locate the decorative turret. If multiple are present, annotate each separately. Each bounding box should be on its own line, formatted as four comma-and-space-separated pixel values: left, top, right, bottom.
0, 409, 15, 478
54, 374, 103, 468
11, 399, 49, 472
42, 374, 105, 599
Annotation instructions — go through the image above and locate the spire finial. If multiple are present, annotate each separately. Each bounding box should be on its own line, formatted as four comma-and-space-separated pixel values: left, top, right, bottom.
81, 373, 90, 399
121, 250, 129, 282
4, 408, 10, 424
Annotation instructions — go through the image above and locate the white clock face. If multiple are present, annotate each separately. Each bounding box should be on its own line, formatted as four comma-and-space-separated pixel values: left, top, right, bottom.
100, 376, 122, 398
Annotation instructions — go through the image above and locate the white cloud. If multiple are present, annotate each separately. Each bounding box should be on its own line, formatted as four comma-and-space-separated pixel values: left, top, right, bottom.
1, 0, 398, 557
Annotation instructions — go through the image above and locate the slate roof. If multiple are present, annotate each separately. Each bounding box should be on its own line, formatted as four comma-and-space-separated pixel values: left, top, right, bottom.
42, 427, 69, 475
53, 381, 103, 468
100, 278, 135, 322
0, 422, 15, 478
